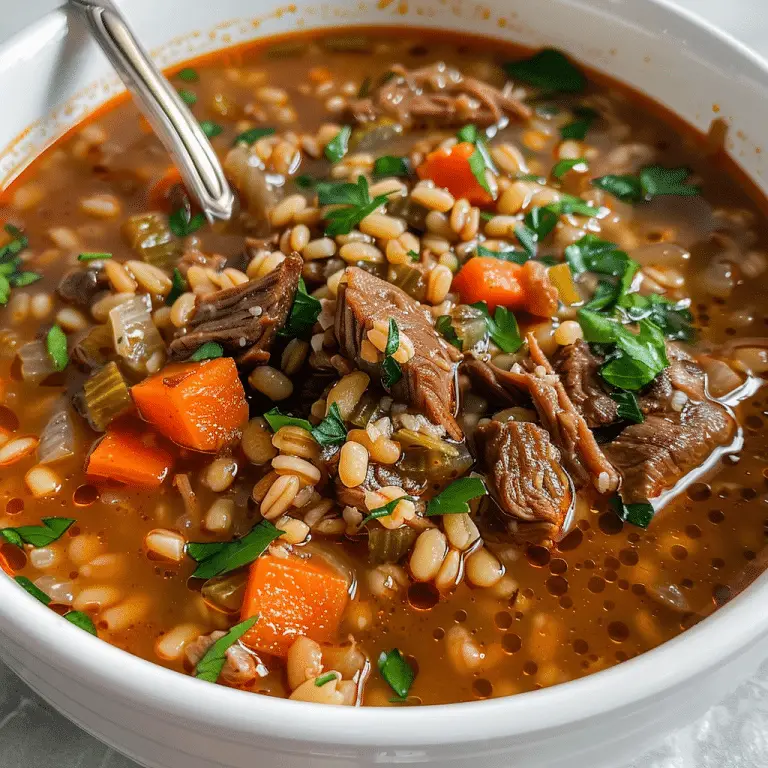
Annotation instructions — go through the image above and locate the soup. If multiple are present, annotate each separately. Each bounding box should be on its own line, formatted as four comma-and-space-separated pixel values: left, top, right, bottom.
1, 28, 767, 706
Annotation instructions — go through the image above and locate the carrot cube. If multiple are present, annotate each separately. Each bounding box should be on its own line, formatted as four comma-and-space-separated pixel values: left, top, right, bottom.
240, 555, 350, 658
85, 427, 173, 488
130, 358, 248, 452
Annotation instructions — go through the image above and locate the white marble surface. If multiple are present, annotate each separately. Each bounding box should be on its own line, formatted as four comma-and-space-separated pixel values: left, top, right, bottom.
1, 2, 768, 767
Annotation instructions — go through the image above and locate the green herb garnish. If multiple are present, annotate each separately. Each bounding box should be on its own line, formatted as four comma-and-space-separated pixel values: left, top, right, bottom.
187, 521, 283, 580
278, 277, 322, 338
381, 318, 403, 388
263, 408, 313, 433
503, 49, 586, 93
315, 672, 338, 687
199, 120, 224, 139
177, 67, 199, 82
476, 245, 528, 264
373, 155, 411, 178
378, 648, 415, 700
0, 517, 74, 548
169, 207, 206, 237
165, 267, 187, 306
435, 315, 461, 349
357, 76, 372, 99
318, 176, 389, 237
78, 252, 112, 261
310, 402, 347, 447
65, 611, 98, 635
611, 390, 644, 424
295, 174, 316, 189
457, 124, 496, 195
46, 325, 68, 371
593, 166, 700, 203
578, 310, 669, 391
565, 234, 630, 277
515, 224, 538, 257
195, 617, 259, 683
325, 126, 352, 164
560, 106, 599, 140
361, 496, 415, 526
471, 302, 522, 353
0, 224, 34, 305
178, 89, 197, 106
619, 293, 695, 343
426, 476, 487, 517
552, 157, 588, 179
14, 576, 51, 605
407, 249, 420, 262
189, 342, 224, 361
233, 127, 276, 146
609, 494, 655, 528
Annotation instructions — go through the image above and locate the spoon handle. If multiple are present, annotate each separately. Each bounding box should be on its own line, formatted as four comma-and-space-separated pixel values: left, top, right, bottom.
69, 0, 235, 222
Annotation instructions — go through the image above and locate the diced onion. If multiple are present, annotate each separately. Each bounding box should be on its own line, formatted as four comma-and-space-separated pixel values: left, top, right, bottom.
37, 402, 75, 464
17, 340, 57, 384
109, 295, 165, 374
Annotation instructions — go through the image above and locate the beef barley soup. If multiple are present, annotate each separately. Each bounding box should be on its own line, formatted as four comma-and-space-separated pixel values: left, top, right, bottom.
1, 28, 767, 706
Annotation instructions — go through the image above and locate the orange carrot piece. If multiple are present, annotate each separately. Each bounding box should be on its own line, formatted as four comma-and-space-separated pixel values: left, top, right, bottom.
85, 427, 173, 488
240, 555, 350, 658
148, 166, 184, 211
452, 256, 526, 311
131, 358, 248, 453
416, 142, 493, 206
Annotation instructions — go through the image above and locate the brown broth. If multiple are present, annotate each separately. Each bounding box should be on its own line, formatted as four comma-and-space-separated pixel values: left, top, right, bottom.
1, 28, 767, 706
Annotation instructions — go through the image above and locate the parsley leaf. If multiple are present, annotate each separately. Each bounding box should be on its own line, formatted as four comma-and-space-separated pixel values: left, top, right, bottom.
503, 49, 586, 93
381, 319, 403, 388
435, 315, 461, 349
552, 157, 588, 179
0, 224, 32, 305
578, 310, 669, 390
476, 245, 529, 264
9, 272, 41, 287
515, 224, 538, 257
315, 672, 339, 687
165, 267, 187, 306
325, 125, 352, 164
560, 106, 599, 140
318, 176, 389, 236
525, 206, 559, 241
169, 207, 206, 237
199, 120, 224, 139
609, 495, 655, 528
189, 342, 224, 361
310, 402, 347, 447
565, 234, 631, 277
178, 89, 197, 106
78, 252, 112, 261
426, 476, 487, 516
46, 325, 68, 371
65, 611, 98, 635
361, 496, 415, 526
195, 617, 259, 683
278, 277, 322, 338
15, 576, 51, 605
457, 124, 496, 195
233, 127, 275, 146
611, 390, 644, 424
373, 156, 411, 177
187, 520, 283, 580
593, 165, 700, 202
471, 302, 522, 353
177, 67, 199, 82
1, 517, 74, 548
619, 293, 695, 342
263, 408, 312, 432
378, 648, 415, 700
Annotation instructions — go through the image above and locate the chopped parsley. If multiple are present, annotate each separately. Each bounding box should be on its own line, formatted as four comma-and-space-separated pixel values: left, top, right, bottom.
378, 648, 415, 700
593, 166, 700, 203
199, 120, 224, 139
189, 342, 224, 361
610, 390, 644, 424
177, 67, 199, 82
165, 267, 187, 306
435, 315, 461, 349
381, 318, 403, 389
14, 577, 100, 633
552, 157, 588, 179
609, 495, 655, 529
471, 301, 522, 353
65, 611, 98, 635
46, 325, 68, 371
263, 408, 313, 433
264, 404, 349, 448
426, 476, 487, 517
457, 124, 496, 196
361, 496, 415, 526
169, 207, 206, 237
15, 576, 51, 605
278, 277, 322, 338
195, 617, 259, 683
560, 106, 599, 140
315, 672, 339, 687
324, 125, 352, 164
476, 245, 529, 264
178, 89, 197, 106
373, 155, 411, 178
317, 176, 389, 237
0, 224, 38, 305
503, 49, 586, 93
233, 127, 275, 146
0, 517, 74, 548
78, 252, 112, 261
186, 520, 283, 580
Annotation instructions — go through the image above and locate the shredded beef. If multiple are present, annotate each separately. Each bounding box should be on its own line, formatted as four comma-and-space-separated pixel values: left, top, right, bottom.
604, 345, 736, 503
476, 419, 572, 532
553, 340, 618, 428
56, 267, 109, 309
334, 463, 427, 510
177, 249, 228, 277
335, 267, 462, 440
462, 358, 522, 408
349, 63, 531, 128
169, 253, 301, 366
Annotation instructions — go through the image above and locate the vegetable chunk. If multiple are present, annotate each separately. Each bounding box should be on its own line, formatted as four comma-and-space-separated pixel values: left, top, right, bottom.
417, 142, 493, 206
131, 358, 247, 452
240, 555, 349, 657
85, 427, 174, 488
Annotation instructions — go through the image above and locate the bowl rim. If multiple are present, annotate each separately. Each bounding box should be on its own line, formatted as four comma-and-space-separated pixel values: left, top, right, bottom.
2, 0, 768, 749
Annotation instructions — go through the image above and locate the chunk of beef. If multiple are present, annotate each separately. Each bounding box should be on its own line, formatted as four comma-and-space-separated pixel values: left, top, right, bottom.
348, 63, 531, 128
462, 357, 522, 408
604, 345, 736, 503
473, 334, 620, 493
553, 340, 618, 428
476, 419, 572, 532
335, 267, 462, 440
56, 267, 109, 309
169, 253, 301, 366
334, 463, 427, 510
177, 249, 228, 277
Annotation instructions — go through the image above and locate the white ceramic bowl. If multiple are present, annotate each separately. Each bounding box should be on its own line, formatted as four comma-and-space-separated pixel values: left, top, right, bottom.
1, 2, 768, 767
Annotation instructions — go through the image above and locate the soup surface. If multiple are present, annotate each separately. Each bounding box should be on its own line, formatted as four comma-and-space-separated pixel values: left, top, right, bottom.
1, 29, 767, 706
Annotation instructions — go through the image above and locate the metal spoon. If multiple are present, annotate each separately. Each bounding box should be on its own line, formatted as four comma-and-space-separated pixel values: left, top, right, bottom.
68, 0, 235, 223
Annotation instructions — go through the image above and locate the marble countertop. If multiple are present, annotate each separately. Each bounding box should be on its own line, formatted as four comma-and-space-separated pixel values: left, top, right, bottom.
1, 1, 767, 767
